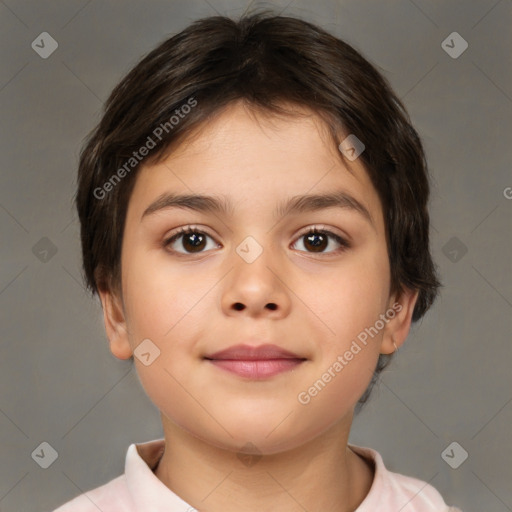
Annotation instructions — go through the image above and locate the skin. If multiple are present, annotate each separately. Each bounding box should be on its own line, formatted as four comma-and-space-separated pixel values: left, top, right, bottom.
98, 100, 418, 512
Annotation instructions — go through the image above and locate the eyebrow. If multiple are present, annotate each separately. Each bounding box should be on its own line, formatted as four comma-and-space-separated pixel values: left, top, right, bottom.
141, 190, 374, 228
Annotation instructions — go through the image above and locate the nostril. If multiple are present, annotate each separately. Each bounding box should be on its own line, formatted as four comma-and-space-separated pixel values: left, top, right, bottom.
266, 303, 277, 310
233, 303, 245, 311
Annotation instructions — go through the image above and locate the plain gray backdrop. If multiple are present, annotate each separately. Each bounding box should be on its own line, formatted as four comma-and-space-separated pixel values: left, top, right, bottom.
1, 1, 511, 511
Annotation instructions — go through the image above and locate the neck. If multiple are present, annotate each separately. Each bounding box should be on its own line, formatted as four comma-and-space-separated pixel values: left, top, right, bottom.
154, 414, 374, 512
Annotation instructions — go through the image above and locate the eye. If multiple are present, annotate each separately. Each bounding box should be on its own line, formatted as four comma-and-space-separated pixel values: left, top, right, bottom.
163, 225, 349, 256
292, 226, 350, 254
164, 226, 219, 255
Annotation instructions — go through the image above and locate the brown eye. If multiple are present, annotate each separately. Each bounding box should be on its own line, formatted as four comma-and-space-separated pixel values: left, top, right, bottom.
293, 228, 349, 254
164, 227, 218, 254
303, 232, 328, 252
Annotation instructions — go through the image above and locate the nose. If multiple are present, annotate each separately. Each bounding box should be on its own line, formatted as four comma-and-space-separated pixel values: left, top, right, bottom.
221, 242, 292, 319
232, 300, 277, 311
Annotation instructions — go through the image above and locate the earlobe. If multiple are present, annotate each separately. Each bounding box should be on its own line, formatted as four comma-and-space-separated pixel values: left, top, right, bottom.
380, 288, 419, 355
97, 286, 133, 360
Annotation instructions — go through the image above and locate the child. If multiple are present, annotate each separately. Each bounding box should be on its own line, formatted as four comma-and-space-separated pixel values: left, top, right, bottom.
54, 11, 462, 512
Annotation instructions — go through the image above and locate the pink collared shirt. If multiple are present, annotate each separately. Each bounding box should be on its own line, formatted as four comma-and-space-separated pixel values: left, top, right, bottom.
53, 438, 462, 511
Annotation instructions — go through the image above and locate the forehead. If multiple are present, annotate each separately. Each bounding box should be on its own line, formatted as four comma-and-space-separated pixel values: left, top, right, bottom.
160, 100, 348, 172
129, 101, 384, 229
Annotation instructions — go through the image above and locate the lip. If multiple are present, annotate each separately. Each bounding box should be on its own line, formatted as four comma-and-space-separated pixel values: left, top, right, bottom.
204, 344, 306, 379
205, 343, 304, 360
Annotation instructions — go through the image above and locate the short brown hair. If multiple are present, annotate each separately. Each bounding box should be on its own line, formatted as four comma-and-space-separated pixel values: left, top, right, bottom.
75, 10, 441, 406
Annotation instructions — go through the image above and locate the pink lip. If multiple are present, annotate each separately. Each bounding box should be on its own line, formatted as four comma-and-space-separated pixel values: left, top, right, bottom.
205, 343, 303, 360
204, 344, 306, 379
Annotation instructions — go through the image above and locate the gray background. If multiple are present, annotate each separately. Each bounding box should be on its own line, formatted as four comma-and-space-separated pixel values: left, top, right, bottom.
0, 1, 511, 511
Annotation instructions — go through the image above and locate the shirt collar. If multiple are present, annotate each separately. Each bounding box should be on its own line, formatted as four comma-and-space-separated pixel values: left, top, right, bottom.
125, 438, 194, 511
125, 438, 390, 511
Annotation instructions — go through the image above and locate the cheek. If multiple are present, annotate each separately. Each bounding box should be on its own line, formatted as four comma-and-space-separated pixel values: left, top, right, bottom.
304, 245, 390, 344
296, 346, 380, 432
121, 254, 212, 428
121, 251, 217, 390
122, 248, 212, 340
288, 249, 389, 413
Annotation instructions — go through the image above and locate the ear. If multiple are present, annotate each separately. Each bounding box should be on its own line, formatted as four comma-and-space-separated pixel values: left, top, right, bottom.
379, 287, 419, 355
97, 285, 133, 360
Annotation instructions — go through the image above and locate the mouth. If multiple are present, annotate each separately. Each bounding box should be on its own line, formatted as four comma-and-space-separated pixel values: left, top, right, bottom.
204, 344, 307, 379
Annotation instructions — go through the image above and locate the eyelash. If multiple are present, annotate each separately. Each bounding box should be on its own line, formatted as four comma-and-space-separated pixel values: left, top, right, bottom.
163, 225, 350, 257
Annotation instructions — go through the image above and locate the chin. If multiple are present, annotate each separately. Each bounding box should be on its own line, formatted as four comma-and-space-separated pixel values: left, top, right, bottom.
204, 414, 328, 456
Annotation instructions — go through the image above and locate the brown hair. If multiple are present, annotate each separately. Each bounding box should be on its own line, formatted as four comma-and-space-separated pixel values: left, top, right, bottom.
75, 10, 441, 407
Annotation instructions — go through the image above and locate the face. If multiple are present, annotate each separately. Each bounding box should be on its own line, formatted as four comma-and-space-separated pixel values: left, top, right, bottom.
100, 100, 417, 455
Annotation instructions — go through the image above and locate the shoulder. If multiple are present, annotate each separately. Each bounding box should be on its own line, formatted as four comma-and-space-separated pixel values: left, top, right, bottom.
350, 445, 463, 512
52, 475, 132, 512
